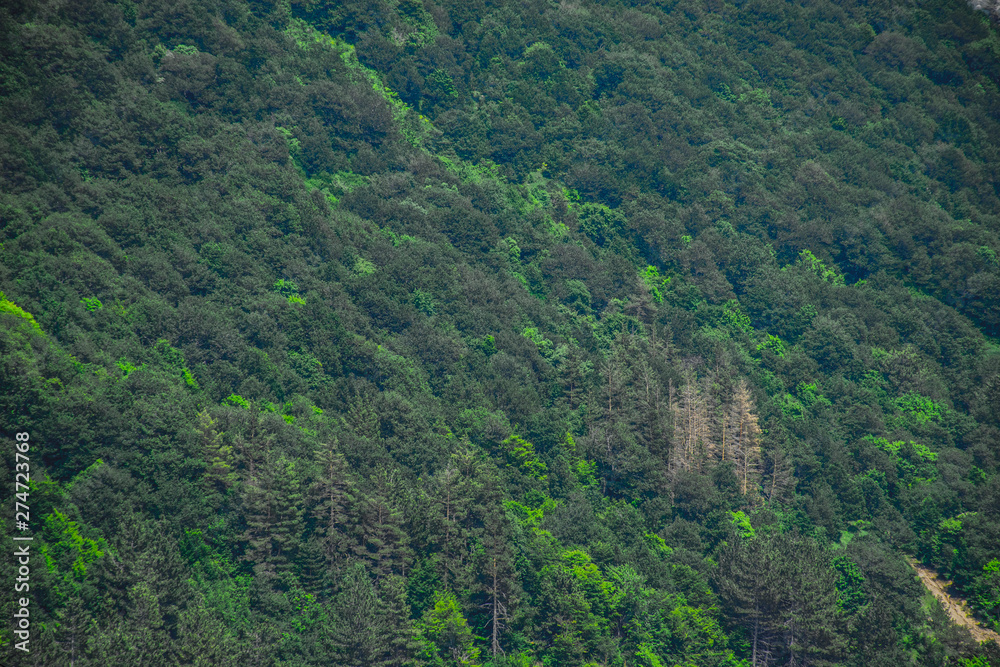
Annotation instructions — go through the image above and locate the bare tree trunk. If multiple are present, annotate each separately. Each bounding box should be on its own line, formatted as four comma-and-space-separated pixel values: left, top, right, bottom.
767, 446, 792, 503
731, 379, 761, 497
492, 557, 500, 657
721, 412, 728, 462
752, 617, 760, 667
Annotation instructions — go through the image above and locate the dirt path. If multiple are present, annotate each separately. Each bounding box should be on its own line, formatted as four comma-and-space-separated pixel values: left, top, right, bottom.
907, 557, 1000, 646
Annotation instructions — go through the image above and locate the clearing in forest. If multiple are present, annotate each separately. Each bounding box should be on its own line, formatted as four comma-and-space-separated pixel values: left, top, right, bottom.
908, 557, 1000, 646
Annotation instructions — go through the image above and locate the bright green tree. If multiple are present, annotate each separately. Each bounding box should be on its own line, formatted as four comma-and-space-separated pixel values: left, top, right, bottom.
417, 590, 481, 667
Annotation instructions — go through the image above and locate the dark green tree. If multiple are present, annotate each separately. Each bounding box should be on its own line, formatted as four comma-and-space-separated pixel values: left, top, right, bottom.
327, 562, 392, 667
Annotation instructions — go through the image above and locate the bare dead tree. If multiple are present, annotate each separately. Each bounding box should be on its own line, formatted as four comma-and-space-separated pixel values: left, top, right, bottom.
481, 556, 509, 658
730, 379, 762, 498
765, 445, 794, 504
671, 371, 715, 474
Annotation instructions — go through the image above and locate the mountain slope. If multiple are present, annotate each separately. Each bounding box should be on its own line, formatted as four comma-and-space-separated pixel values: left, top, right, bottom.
1, 0, 1000, 665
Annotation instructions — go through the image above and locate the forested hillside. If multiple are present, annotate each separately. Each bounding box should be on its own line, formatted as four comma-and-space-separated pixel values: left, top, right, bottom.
2, 0, 1000, 664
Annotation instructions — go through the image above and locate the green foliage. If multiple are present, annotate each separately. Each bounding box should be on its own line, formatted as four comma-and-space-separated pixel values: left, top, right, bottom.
563, 279, 592, 314
575, 459, 598, 489
832, 556, 868, 614
41, 509, 106, 584
893, 392, 943, 424
80, 296, 103, 311
182, 367, 200, 389
729, 511, 755, 539
274, 279, 299, 296
413, 289, 436, 316
970, 559, 1000, 626
2, 0, 1000, 662
223, 394, 250, 409
635, 642, 666, 667
756, 333, 786, 358
794, 250, 845, 285
562, 549, 614, 608
0, 291, 41, 331
503, 499, 547, 532
642, 266, 671, 304
642, 532, 674, 560
577, 203, 625, 248
521, 326, 555, 359
117, 358, 139, 377
978, 245, 998, 266
418, 591, 481, 666
738, 88, 771, 106
721, 299, 753, 334
797, 382, 831, 409
502, 435, 548, 480
776, 394, 806, 419
864, 436, 938, 462
354, 257, 377, 276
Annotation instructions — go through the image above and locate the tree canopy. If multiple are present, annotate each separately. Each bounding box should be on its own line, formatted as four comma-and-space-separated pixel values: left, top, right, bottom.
2, 0, 1000, 664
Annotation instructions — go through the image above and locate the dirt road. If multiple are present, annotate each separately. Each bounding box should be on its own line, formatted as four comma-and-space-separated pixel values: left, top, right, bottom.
907, 557, 1000, 646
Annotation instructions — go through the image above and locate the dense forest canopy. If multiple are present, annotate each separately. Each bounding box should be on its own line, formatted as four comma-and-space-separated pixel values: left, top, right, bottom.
1, 0, 1000, 665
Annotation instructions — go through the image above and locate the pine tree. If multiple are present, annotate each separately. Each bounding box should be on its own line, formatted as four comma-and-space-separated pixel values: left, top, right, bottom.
475, 492, 517, 660
103, 516, 193, 640
601, 355, 624, 424
379, 574, 423, 666
716, 531, 785, 667
480, 545, 516, 660
671, 371, 715, 475
270, 457, 305, 576
636, 332, 672, 458
50, 593, 95, 667
432, 461, 468, 591
311, 439, 357, 574
559, 343, 588, 411
764, 444, 794, 504
296, 536, 331, 596
176, 595, 241, 666
243, 476, 275, 579
347, 398, 381, 440
225, 405, 277, 484
243, 455, 305, 580
717, 529, 845, 666
328, 562, 392, 667
355, 468, 412, 580
196, 408, 233, 494
624, 284, 656, 324
776, 536, 845, 665
91, 582, 173, 666
730, 378, 762, 498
